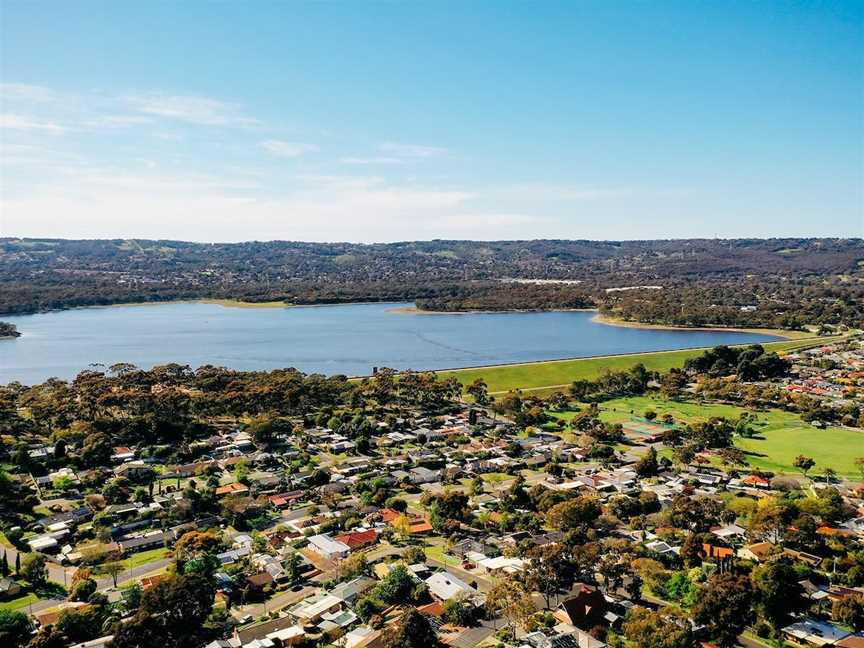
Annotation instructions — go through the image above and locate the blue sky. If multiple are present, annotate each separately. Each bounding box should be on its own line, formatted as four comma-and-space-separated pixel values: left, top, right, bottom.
1, 1, 862, 242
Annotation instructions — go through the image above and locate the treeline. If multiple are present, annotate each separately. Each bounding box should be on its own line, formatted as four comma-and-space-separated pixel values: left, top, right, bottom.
600, 276, 863, 329
683, 345, 789, 380
415, 282, 592, 311
0, 364, 461, 464
2, 238, 862, 328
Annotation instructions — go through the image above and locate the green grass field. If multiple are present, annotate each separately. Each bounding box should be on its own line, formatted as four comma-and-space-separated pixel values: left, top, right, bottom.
106, 547, 171, 572
0, 592, 38, 612
551, 395, 863, 478
439, 337, 835, 394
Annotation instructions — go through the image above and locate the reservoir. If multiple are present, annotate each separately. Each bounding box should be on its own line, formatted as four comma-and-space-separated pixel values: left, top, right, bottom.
0, 301, 782, 384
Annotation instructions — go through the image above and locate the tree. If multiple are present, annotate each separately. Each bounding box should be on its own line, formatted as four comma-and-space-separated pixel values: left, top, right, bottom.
109, 619, 172, 648
442, 595, 475, 626
622, 607, 692, 648
833, 595, 864, 631
392, 514, 412, 541
20, 553, 47, 587
855, 457, 864, 483
80, 432, 112, 468
341, 552, 369, 580
635, 447, 659, 477
526, 544, 572, 607
69, 577, 97, 602
428, 491, 470, 531
466, 379, 489, 406
114, 573, 215, 647
485, 576, 535, 638
384, 607, 439, 648
546, 496, 601, 531
57, 608, 101, 644
24, 626, 67, 648
793, 455, 815, 481
247, 415, 278, 448
174, 530, 222, 561
751, 561, 802, 629
0, 609, 31, 648
103, 562, 124, 588
376, 565, 416, 604
693, 573, 753, 647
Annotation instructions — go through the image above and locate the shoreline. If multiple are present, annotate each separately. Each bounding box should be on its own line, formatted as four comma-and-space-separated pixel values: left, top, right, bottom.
386, 305, 595, 316
357, 335, 834, 378
589, 313, 806, 340
2, 298, 415, 316
389, 305, 803, 340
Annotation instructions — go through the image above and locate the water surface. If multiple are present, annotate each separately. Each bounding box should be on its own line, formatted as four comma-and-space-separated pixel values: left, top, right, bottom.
0, 302, 781, 384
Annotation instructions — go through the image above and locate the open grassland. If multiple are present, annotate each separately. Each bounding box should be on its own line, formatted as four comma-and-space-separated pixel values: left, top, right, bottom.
551, 395, 863, 478
439, 337, 837, 394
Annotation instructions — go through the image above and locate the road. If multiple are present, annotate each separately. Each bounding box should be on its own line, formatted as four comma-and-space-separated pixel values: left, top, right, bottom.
3, 543, 172, 616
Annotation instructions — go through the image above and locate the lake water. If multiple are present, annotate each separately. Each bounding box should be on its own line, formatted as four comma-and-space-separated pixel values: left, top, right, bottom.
0, 302, 782, 384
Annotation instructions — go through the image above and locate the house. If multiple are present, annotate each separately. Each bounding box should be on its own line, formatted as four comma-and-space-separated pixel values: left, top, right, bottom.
289, 594, 345, 623
330, 576, 376, 604
782, 619, 850, 646
553, 585, 608, 629
217, 546, 252, 565
710, 523, 747, 541
739, 542, 777, 562
0, 577, 21, 599
741, 474, 771, 489
409, 466, 440, 484
215, 482, 250, 497
113, 462, 153, 481
117, 530, 166, 554
702, 544, 734, 561
379, 508, 434, 535
269, 491, 304, 509
335, 529, 378, 552
425, 571, 475, 602
478, 556, 525, 575
307, 534, 351, 560
28, 535, 59, 553
235, 616, 305, 646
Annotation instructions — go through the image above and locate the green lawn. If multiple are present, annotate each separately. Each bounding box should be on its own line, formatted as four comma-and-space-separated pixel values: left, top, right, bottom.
560, 395, 864, 478
0, 592, 39, 611
97, 547, 171, 573
438, 337, 835, 394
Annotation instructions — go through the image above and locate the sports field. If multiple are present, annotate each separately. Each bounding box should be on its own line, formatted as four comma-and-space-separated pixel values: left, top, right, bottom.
551, 395, 863, 479
439, 336, 836, 394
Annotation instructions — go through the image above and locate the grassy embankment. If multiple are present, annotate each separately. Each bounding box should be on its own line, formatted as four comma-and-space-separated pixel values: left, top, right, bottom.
438, 336, 837, 395
549, 395, 863, 479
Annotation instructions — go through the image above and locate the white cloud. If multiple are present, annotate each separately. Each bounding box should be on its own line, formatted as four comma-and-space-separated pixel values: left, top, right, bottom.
87, 115, 156, 128
260, 140, 320, 158
379, 141, 447, 158
339, 156, 403, 165
124, 94, 259, 126
0, 168, 506, 242
0, 113, 66, 134
0, 83, 58, 103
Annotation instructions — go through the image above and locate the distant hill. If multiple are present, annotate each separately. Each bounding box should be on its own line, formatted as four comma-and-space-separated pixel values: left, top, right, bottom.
1, 237, 862, 328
